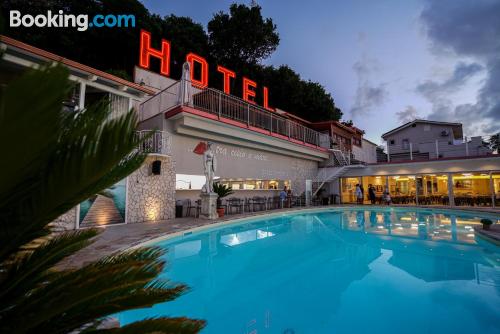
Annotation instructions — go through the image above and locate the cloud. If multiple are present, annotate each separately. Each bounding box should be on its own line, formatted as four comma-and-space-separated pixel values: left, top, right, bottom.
350, 57, 388, 117
396, 106, 420, 124
419, 0, 500, 135
416, 62, 483, 101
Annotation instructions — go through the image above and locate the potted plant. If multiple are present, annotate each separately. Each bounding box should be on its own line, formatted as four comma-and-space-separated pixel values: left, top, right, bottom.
213, 183, 234, 217
481, 218, 493, 230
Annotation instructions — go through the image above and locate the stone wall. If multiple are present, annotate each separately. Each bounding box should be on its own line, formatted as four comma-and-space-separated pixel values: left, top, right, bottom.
52, 208, 77, 231
127, 155, 175, 223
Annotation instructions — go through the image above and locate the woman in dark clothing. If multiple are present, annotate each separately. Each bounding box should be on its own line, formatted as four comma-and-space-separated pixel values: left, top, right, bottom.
368, 184, 376, 204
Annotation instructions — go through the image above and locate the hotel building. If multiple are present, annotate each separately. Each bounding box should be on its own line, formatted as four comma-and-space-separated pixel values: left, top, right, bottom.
1, 35, 499, 229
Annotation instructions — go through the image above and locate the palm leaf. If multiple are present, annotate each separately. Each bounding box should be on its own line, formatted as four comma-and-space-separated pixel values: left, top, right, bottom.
0, 63, 203, 333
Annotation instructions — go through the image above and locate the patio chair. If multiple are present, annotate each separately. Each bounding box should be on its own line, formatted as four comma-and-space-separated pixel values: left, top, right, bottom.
228, 197, 243, 214
186, 199, 201, 218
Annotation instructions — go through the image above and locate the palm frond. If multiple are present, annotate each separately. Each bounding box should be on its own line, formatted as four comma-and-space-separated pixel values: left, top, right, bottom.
0, 229, 99, 307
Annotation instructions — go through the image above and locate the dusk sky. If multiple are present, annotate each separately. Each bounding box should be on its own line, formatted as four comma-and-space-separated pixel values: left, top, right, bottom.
142, 0, 500, 143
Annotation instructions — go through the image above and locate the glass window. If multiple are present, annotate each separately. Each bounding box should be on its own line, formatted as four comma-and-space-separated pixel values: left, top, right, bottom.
452, 172, 492, 206
362, 176, 386, 204
340, 177, 361, 203
416, 174, 449, 205
493, 173, 500, 206
388, 175, 417, 204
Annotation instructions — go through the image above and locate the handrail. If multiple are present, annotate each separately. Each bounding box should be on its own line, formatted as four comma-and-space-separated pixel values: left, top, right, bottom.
138, 78, 332, 148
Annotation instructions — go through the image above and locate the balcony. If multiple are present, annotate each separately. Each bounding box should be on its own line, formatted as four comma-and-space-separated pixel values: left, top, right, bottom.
139, 80, 331, 150
136, 130, 170, 155
382, 135, 498, 163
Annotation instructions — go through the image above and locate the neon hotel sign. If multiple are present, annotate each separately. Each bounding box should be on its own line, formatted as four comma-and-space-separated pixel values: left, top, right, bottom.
138, 29, 274, 111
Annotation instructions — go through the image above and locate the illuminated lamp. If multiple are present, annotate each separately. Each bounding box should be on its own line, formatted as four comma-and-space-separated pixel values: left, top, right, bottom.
139, 29, 170, 76
186, 53, 209, 88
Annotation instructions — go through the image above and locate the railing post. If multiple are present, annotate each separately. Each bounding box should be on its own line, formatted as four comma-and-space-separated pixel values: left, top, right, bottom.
303, 127, 306, 143
435, 140, 439, 159
270, 113, 273, 133
218, 91, 222, 119
465, 136, 469, 156
247, 104, 250, 127
287, 121, 291, 138
410, 142, 413, 160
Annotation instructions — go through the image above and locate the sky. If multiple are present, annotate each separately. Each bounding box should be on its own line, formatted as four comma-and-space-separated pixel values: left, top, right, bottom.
141, 0, 500, 143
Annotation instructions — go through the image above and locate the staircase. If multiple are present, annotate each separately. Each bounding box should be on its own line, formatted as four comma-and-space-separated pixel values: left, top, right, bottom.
313, 149, 366, 196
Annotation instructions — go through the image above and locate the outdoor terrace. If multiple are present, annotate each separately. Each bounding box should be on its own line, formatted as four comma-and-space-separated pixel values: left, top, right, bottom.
138, 79, 331, 150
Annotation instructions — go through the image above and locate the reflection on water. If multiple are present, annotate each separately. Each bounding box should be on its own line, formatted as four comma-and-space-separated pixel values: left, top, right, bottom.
118, 208, 500, 334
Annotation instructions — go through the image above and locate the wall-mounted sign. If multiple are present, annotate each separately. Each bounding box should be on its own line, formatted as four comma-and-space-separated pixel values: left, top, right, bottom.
139, 29, 274, 111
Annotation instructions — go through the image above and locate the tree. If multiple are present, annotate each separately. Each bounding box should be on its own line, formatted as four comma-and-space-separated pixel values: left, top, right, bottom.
208, 3, 279, 66
1, 0, 342, 122
158, 15, 210, 79
488, 133, 500, 153
0, 65, 205, 333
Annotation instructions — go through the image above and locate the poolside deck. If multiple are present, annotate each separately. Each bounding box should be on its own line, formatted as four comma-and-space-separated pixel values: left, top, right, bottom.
58, 205, 500, 270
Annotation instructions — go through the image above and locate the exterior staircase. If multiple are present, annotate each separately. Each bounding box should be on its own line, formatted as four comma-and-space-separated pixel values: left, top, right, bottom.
313, 149, 366, 196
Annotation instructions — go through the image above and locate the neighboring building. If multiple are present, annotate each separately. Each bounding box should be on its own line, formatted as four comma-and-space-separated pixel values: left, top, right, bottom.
381, 119, 492, 161
352, 138, 378, 164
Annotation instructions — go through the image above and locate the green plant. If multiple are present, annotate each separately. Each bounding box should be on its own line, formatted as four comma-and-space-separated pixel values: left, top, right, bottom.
213, 183, 234, 208
481, 218, 493, 225
0, 65, 204, 333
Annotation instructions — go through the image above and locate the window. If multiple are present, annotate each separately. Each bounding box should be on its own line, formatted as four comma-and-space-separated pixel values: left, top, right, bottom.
389, 139, 395, 145
402, 139, 410, 149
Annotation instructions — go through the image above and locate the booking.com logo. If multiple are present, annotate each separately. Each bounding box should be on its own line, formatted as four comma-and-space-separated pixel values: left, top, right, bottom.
9, 10, 135, 31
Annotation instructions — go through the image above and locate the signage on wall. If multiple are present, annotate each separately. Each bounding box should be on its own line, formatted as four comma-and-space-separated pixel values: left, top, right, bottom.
138, 29, 274, 111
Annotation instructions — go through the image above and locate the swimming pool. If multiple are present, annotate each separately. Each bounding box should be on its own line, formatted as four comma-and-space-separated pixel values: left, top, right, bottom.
117, 207, 500, 334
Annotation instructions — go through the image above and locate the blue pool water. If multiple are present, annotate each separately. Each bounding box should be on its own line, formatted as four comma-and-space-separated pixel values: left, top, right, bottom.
117, 208, 500, 334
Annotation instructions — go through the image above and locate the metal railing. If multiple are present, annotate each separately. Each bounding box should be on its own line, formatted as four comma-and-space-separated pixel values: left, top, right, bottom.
383, 135, 498, 162
138, 81, 181, 122
138, 76, 332, 148
136, 130, 170, 155
192, 88, 331, 148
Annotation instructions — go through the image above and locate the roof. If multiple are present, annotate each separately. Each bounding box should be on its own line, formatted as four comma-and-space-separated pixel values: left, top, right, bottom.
381, 119, 463, 139
362, 137, 379, 147
311, 120, 358, 134
0, 35, 155, 96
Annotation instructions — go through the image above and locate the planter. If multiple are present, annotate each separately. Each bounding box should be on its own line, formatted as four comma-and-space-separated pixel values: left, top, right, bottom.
217, 208, 225, 218
481, 218, 493, 230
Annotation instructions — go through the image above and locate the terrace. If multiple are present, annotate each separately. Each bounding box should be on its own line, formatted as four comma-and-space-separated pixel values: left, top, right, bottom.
138, 79, 331, 151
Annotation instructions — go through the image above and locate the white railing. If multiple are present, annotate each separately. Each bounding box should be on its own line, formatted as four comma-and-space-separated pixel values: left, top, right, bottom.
138, 74, 332, 148
138, 81, 181, 122
136, 130, 171, 155
383, 135, 498, 162
191, 87, 331, 148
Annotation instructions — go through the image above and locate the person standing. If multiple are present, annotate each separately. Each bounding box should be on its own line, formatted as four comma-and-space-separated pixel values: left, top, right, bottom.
280, 186, 287, 209
355, 184, 363, 204
368, 184, 376, 204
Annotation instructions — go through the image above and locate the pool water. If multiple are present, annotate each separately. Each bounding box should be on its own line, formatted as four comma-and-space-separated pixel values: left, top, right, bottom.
117, 208, 500, 334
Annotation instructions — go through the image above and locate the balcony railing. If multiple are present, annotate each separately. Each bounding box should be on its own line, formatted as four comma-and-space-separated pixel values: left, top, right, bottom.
382, 135, 498, 162
136, 130, 170, 155
192, 88, 331, 148
138, 78, 331, 149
